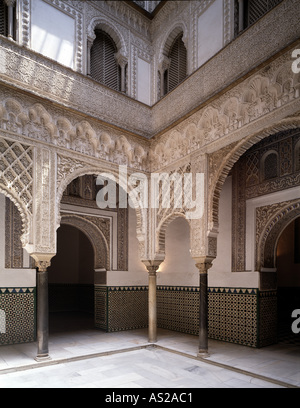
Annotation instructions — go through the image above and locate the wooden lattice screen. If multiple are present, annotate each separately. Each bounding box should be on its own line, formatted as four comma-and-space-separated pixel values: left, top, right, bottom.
90, 29, 121, 92
165, 33, 187, 95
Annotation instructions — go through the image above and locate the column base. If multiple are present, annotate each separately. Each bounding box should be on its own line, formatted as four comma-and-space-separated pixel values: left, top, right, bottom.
197, 350, 210, 359
35, 354, 51, 363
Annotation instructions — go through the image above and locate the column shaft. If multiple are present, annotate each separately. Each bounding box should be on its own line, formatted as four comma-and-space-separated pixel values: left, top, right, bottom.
199, 271, 208, 355
36, 268, 50, 360
148, 270, 157, 343
195, 259, 213, 357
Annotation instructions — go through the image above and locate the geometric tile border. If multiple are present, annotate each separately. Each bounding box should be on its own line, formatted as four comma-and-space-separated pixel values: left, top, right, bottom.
0, 288, 36, 345
0, 285, 277, 348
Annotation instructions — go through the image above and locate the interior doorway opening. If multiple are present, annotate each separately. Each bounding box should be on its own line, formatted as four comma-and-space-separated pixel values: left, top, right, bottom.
276, 217, 300, 345
48, 224, 95, 334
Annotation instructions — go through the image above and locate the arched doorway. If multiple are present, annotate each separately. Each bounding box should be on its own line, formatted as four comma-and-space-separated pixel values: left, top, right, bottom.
48, 224, 95, 333
277, 217, 300, 345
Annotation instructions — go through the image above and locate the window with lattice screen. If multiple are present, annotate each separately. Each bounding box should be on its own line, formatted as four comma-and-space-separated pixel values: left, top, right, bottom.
0, 0, 8, 37
164, 33, 187, 95
90, 29, 121, 92
247, 0, 283, 26
234, 0, 283, 35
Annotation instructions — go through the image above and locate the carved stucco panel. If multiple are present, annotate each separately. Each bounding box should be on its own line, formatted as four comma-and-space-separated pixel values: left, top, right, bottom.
256, 200, 300, 270
61, 213, 110, 270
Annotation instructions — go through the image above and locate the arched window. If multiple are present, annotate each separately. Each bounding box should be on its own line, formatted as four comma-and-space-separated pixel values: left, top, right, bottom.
90, 29, 121, 92
164, 33, 187, 95
262, 151, 279, 181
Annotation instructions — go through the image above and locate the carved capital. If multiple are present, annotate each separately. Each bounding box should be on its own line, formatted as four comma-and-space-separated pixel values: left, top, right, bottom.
115, 50, 128, 68
158, 55, 171, 74
4, 0, 16, 7
31, 253, 55, 272
193, 256, 214, 274
142, 260, 162, 276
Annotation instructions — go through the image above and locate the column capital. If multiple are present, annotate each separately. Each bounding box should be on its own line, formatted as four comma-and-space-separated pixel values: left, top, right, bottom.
115, 50, 128, 68
31, 253, 55, 272
3, 0, 16, 6
142, 260, 162, 276
158, 55, 171, 74
193, 256, 214, 274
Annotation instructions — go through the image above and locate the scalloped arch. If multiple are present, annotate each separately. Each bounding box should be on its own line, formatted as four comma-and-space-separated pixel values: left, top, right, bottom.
87, 17, 128, 56
0, 184, 32, 250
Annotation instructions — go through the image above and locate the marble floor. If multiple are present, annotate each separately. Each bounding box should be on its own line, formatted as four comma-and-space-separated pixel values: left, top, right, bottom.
0, 314, 299, 388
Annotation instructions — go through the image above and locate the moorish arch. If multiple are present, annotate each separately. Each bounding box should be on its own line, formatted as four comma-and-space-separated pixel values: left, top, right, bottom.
156, 211, 191, 257
56, 160, 147, 259
60, 214, 110, 271
207, 121, 300, 236
160, 22, 188, 59
0, 185, 32, 250
258, 200, 300, 271
87, 16, 128, 57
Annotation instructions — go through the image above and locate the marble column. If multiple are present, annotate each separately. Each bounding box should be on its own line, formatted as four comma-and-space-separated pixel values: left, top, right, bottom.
34, 259, 51, 361
195, 258, 213, 357
86, 39, 93, 76
115, 51, 128, 94
143, 260, 161, 344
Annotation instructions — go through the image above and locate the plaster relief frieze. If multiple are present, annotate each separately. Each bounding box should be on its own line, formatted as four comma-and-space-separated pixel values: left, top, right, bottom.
150, 51, 300, 171
0, 37, 152, 137
0, 91, 150, 172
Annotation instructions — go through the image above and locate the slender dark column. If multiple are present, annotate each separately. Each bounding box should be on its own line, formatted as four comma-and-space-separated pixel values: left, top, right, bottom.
196, 259, 213, 357
199, 270, 208, 354
35, 261, 51, 361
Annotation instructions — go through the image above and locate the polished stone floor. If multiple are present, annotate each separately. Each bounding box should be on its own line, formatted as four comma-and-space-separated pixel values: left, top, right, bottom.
0, 313, 299, 388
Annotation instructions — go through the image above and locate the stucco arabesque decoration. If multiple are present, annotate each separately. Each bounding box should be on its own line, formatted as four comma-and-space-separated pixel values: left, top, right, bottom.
1, 42, 300, 261
256, 199, 300, 271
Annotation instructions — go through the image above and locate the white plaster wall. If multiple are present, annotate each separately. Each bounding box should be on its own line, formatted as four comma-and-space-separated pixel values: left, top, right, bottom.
197, 0, 224, 68
157, 217, 198, 286
209, 177, 260, 288
137, 57, 151, 105
0, 193, 36, 288
31, 0, 75, 69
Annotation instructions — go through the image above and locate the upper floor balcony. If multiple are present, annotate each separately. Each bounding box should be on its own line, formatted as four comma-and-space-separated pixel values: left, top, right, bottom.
0, 0, 299, 139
